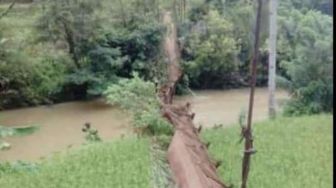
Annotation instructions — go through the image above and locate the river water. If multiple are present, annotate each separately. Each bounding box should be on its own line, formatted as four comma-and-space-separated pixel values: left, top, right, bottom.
0, 88, 288, 161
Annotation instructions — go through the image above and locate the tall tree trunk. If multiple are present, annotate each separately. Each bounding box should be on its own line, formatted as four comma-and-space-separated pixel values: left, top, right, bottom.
241, 0, 263, 187
62, 22, 80, 69
268, 0, 278, 119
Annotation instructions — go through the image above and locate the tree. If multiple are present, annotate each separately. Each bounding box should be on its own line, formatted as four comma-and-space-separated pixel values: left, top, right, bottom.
268, 0, 278, 118
182, 10, 240, 89
36, 0, 102, 68
277, 9, 333, 115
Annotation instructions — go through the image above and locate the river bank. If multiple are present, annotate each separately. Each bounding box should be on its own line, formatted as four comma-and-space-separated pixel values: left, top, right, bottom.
0, 88, 289, 161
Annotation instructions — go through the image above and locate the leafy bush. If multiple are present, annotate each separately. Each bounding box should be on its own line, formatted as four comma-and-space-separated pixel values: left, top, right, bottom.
104, 73, 172, 136
0, 47, 69, 108
81, 123, 102, 143
181, 9, 240, 89
277, 9, 333, 115
0, 3, 70, 109
81, 21, 166, 96
283, 79, 333, 115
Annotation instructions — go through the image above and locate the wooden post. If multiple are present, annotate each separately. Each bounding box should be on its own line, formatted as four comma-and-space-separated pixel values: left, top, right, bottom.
241, 0, 263, 188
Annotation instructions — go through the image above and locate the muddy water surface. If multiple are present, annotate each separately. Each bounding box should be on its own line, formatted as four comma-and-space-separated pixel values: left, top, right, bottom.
0, 100, 131, 161
0, 88, 288, 161
175, 88, 289, 128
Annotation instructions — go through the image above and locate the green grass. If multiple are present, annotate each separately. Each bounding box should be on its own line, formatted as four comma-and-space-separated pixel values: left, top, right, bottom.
0, 114, 332, 188
202, 114, 333, 188
0, 137, 152, 188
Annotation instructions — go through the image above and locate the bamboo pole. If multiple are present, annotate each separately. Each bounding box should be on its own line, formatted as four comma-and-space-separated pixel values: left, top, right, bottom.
241, 0, 263, 188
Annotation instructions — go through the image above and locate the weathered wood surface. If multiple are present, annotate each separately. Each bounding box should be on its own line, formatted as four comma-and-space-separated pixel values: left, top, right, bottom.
159, 11, 228, 188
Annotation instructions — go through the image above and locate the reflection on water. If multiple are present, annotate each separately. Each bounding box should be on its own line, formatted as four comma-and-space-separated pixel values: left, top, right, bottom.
0, 88, 289, 161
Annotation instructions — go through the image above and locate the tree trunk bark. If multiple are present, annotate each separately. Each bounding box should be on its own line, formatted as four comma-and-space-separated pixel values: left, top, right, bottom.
159, 11, 228, 188
268, 0, 278, 119
62, 22, 80, 69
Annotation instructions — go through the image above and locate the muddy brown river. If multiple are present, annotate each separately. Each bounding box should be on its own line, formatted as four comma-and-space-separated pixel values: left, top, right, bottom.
0, 88, 288, 161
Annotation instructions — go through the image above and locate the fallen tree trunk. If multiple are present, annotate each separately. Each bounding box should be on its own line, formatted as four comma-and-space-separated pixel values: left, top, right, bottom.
158, 11, 228, 188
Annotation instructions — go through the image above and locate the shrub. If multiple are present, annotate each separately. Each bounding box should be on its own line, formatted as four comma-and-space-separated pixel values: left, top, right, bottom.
0, 49, 69, 108
182, 10, 240, 89
81, 21, 166, 96
283, 79, 333, 115
277, 9, 333, 115
104, 73, 172, 136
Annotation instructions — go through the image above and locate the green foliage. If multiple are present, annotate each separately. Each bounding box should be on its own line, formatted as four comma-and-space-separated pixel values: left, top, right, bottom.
82, 20, 166, 96
283, 79, 333, 115
34, 0, 166, 99
0, 137, 152, 188
104, 73, 172, 136
0, 46, 69, 108
280, 0, 333, 15
0, 4, 70, 109
182, 9, 240, 88
81, 123, 102, 143
36, 0, 102, 66
178, 0, 271, 89
202, 114, 332, 188
1, 1, 167, 109
0, 0, 333, 109
277, 9, 333, 115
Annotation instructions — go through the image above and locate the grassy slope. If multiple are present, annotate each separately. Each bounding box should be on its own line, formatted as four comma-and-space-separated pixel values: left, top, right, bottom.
203, 114, 333, 188
0, 115, 332, 188
0, 137, 152, 188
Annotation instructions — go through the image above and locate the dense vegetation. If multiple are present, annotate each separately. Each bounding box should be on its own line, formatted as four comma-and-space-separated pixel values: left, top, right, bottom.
0, 1, 332, 187
104, 72, 172, 136
0, 115, 331, 188
0, 0, 333, 114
